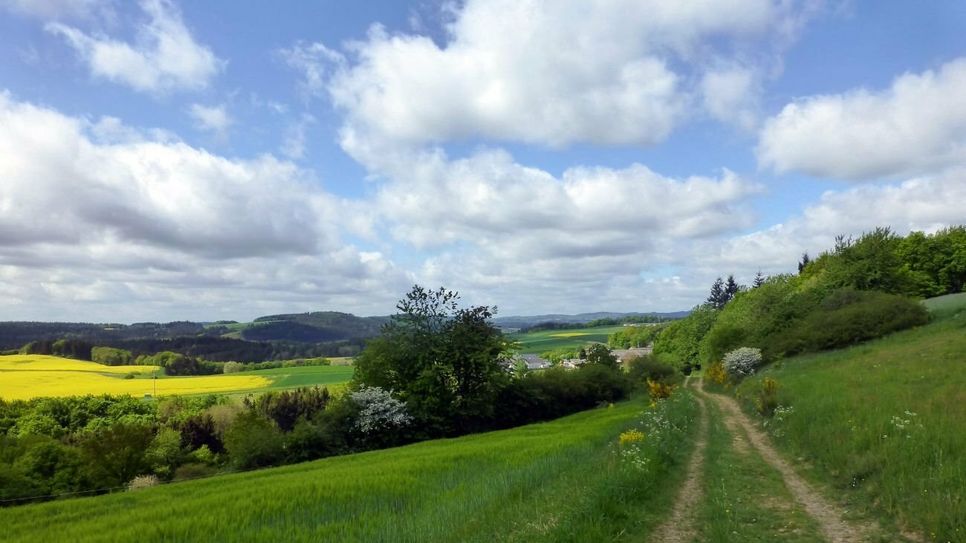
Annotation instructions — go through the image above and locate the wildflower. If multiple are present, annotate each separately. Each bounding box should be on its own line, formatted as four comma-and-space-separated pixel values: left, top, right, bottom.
619, 429, 645, 446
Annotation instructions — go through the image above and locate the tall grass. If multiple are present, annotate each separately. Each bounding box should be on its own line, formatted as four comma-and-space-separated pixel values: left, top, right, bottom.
0, 393, 697, 542
736, 303, 966, 541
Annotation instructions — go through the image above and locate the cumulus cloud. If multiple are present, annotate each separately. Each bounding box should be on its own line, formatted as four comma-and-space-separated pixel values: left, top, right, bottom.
0, 92, 408, 320
46, 0, 222, 94
701, 65, 761, 131
188, 103, 232, 138
374, 149, 761, 251
332, 143, 762, 313
758, 57, 966, 179
293, 0, 816, 152
716, 170, 966, 275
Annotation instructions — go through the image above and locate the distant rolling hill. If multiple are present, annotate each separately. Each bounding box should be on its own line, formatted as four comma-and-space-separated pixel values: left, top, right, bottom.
238, 312, 389, 342
492, 311, 689, 330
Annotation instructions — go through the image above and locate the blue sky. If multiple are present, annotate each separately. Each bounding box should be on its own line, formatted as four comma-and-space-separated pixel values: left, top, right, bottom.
1, 0, 964, 322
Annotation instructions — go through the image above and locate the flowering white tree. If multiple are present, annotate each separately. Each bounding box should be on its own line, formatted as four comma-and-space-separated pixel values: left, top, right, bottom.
722, 347, 762, 378
350, 386, 412, 434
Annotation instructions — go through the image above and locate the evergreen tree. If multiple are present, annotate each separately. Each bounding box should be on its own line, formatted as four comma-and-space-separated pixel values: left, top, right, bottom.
798, 252, 811, 273
707, 277, 725, 309
724, 275, 740, 302
753, 270, 766, 288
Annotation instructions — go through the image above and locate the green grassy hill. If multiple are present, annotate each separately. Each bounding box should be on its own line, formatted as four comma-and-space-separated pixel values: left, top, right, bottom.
735, 293, 966, 540
0, 395, 697, 543
511, 325, 625, 354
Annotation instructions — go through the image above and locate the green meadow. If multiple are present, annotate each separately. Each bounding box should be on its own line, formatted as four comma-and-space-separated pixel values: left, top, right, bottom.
511, 325, 625, 354
735, 294, 966, 540
0, 394, 698, 543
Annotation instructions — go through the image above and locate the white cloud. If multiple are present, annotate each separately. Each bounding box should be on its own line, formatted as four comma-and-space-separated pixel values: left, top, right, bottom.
375, 149, 760, 252
344, 144, 763, 313
0, 92, 409, 320
188, 103, 232, 138
46, 0, 223, 94
758, 57, 966, 179
701, 65, 761, 131
280, 114, 316, 160
277, 41, 344, 100
716, 170, 966, 274
300, 0, 816, 152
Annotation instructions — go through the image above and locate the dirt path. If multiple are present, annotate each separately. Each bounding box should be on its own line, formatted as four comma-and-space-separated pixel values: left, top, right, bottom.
696, 382, 875, 543
648, 377, 708, 543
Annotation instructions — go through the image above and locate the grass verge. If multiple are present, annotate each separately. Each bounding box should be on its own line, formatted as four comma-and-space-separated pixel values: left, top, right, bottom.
0, 392, 697, 542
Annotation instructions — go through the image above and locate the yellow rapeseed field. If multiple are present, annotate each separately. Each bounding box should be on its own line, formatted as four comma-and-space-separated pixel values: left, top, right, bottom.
0, 354, 159, 374
550, 332, 593, 338
0, 355, 271, 401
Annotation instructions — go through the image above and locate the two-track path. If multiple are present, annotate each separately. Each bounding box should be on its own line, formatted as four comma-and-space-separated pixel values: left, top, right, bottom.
648, 378, 884, 543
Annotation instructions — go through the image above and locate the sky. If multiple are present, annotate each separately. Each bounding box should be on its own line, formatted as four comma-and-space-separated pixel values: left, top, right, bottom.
1, 0, 965, 322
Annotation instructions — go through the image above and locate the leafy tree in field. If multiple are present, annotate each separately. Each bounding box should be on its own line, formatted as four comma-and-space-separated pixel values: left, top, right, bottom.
244, 387, 330, 432
78, 421, 154, 488
353, 285, 513, 434
584, 343, 618, 368
223, 412, 284, 470
91, 346, 133, 366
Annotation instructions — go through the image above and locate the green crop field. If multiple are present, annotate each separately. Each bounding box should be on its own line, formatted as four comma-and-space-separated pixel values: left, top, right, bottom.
0, 393, 698, 543
735, 293, 966, 540
0, 355, 354, 401
511, 325, 625, 353
234, 365, 354, 392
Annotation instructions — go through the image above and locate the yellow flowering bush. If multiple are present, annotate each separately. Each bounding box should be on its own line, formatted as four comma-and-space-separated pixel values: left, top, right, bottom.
618, 429, 645, 446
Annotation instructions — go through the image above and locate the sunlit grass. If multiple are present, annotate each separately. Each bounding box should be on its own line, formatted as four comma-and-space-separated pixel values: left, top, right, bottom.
0, 395, 699, 542
736, 301, 966, 541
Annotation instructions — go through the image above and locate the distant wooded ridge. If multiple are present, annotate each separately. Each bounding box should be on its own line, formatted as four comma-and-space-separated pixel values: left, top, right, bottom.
0, 310, 685, 358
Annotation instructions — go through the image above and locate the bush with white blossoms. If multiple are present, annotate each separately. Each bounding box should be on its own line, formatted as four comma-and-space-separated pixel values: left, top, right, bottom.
350, 386, 412, 434
722, 347, 762, 378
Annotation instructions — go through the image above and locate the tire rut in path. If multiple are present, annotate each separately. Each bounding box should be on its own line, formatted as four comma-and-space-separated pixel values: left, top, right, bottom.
648, 378, 708, 543
697, 382, 875, 543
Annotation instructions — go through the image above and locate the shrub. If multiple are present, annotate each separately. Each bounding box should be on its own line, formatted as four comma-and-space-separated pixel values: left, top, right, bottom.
223, 412, 284, 470
722, 347, 762, 379
245, 387, 330, 432
769, 290, 929, 357
349, 387, 412, 435
91, 346, 134, 366
755, 377, 781, 417
646, 379, 674, 400
626, 355, 677, 384
127, 474, 160, 491
222, 361, 244, 374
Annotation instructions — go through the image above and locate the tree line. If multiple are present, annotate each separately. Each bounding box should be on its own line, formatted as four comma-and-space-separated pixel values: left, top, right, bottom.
652, 226, 962, 371
1, 285, 667, 506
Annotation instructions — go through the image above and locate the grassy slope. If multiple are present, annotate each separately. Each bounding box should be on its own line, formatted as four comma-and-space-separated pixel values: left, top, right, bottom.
0, 395, 697, 543
511, 325, 625, 354
736, 294, 966, 541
